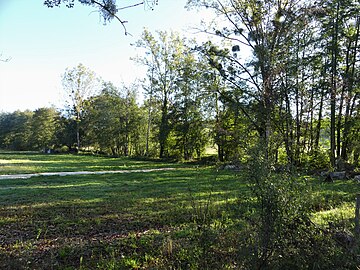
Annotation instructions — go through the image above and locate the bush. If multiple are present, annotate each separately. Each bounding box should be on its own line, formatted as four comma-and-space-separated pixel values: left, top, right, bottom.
242, 144, 359, 269
303, 148, 330, 170
55, 145, 69, 153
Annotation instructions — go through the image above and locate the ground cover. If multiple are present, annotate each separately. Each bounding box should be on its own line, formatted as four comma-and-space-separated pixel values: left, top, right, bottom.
0, 151, 180, 175
0, 152, 358, 269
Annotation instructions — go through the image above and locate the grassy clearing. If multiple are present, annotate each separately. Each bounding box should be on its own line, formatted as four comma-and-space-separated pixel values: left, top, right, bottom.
0, 152, 358, 269
0, 152, 245, 269
0, 151, 181, 175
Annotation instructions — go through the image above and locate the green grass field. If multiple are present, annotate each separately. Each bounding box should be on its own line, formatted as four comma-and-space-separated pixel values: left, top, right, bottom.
0, 151, 182, 175
0, 152, 358, 269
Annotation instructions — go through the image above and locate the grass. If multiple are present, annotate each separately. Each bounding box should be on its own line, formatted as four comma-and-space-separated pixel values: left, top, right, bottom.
0, 151, 181, 175
0, 152, 246, 269
310, 179, 360, 230
0, 151, 359, 269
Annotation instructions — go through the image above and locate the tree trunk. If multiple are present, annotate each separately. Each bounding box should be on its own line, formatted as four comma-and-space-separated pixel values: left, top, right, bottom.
145, 104, 152, 156
261, 66, 273, 162
284, 84, 294, 165
76, 115, 81, 150
314, 83, 325, 152
337, 35, 353, 162
295, 83, 301, 165
214, 92, 224, 162
355, 194, 360, 238
159, 94, 169, 159
330, 3, 340, 168
341, 18, 360, 161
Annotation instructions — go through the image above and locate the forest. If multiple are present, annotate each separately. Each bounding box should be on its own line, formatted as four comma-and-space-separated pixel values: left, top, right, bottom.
1, 0, 360, 268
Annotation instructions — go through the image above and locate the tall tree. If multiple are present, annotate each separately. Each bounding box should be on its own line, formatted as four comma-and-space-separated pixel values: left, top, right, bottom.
134, 30, 187, 158
62, 63, 99, 150
171, 48, 208, 160
341, 16, 360, 162
29, 107, 59, 151
316, 0, 360, 167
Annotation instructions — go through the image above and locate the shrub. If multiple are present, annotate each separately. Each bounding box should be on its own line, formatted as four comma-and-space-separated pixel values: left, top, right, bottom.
242, 144, 359, 269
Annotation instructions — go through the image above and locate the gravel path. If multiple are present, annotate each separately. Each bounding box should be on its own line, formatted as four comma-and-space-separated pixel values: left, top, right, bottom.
0, 168, 176, 180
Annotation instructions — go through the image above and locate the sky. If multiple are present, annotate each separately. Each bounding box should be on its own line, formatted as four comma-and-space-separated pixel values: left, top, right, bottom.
0, 0, 211, 113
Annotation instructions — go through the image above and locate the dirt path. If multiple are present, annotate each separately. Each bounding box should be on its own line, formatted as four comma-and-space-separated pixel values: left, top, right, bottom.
0, 168, 176, 180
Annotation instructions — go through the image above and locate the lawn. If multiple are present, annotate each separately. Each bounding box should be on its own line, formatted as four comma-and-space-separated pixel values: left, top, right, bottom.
0, 151, 181, 175
0, 152, 359, 269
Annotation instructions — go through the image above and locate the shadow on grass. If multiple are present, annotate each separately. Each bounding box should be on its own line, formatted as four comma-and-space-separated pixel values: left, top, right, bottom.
0, 167, 249, 269
0, 152, 184, 175
309, 177, 359, 211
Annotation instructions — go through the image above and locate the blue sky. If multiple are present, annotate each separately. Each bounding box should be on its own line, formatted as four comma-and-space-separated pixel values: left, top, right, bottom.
0, 0, 210, 112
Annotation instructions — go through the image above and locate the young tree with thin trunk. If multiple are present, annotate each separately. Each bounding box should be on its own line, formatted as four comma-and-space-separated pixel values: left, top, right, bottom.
62, 63, 99, 150
317, 0, 360, 167
134, 30, 186, 158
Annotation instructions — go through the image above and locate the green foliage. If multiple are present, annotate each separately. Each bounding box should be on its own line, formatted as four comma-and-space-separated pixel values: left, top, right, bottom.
188, 0, 360, 168
171, 54, 209, 160
135, 30, 210, 159
29, 107, 59, 151
62, 63, 100, 149
0, 110, 33, 150
302, 147, 331, 170
83, 82, 146, 156
242, 144, 359, 269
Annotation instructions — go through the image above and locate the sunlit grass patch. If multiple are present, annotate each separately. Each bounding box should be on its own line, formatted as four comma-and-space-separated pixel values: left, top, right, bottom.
309, 178, 359, 212
0, 158, 56, 164
0, 182, 102, 191
2, 198, 105, 211
0, 216, 19, 225
311, 202, 356, 231
0, 152, 182, 174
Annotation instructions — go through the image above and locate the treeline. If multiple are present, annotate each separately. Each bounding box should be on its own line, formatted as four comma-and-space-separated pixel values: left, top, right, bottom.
0, 77, 209, 159
0, 88, 206, 159
1, 0, 360, 170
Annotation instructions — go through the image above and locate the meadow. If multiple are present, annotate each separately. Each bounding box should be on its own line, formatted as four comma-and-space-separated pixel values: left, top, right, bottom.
0, 152, 359, 269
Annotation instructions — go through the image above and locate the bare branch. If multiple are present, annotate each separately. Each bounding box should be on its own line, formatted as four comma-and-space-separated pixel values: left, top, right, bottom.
118, 2, 144, 11
44, 0, 148, 36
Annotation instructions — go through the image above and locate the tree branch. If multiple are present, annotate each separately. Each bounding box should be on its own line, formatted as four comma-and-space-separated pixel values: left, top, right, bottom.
90, 0, 131, 35
118, 2, 144, 11
0, 54, 11, 62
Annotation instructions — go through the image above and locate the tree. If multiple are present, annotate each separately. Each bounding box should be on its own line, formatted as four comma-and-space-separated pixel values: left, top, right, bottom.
315, 0, 360, 167
134, 30, 187, 158
54, 115, 77, 150
188, 0, 310, 163
29, 107, 59, 151
83, 82, 145, 156
171, 48, 208, 160
0, 110, 33, 150
62, 63, 99, 150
